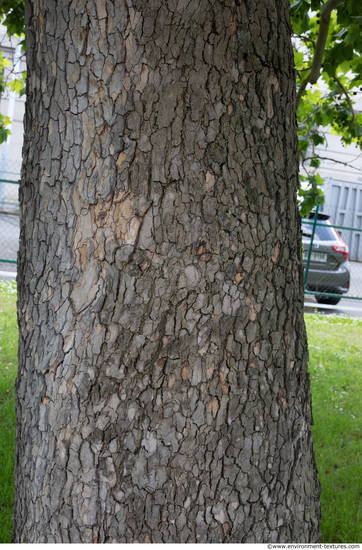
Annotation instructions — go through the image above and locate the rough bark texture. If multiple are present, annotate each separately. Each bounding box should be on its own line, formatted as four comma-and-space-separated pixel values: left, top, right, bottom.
14, 0, 321, 543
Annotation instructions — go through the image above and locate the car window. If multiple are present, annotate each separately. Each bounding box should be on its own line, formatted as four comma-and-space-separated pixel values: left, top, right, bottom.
301, 220, 338, 241
301, 223, 312, 237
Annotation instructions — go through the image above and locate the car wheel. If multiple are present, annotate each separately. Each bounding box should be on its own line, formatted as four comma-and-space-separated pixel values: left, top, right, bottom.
315, 295, 341, 305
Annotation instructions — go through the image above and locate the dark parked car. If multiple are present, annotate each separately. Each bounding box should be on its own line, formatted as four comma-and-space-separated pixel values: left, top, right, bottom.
302, 212, 350, 305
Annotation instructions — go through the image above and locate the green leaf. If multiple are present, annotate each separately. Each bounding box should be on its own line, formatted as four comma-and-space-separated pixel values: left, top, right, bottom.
290, 0, 310, 14
0, 52, 10, 70
0, 114, 11, 145
310, 157, 321, 168
345, 24, 362, 45
8, 79, 25, 95
294, 50, 305, 70
311, 134, 325, 146
348, 121, 362, 138
310, 0, 322, 10
298, 138, 310, 152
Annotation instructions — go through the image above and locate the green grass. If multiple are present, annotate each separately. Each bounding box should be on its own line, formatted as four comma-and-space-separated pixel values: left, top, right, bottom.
305, 313, 362, 543
0, 280, 17, 543
0, 283, 360, 542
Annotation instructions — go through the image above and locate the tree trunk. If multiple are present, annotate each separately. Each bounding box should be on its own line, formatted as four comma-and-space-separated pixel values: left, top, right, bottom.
14, 0, 321, 543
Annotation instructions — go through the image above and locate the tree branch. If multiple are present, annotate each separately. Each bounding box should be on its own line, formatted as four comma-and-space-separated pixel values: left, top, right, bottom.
333, 75, 355, 126
296, 0, 344, 110
302, 155, 362, 170
296, 34, 316, 49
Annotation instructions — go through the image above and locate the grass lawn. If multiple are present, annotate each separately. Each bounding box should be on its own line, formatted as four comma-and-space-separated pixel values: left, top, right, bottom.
0, 281, 361, 542
305, 313, 362, 543
0, 281, 17, 543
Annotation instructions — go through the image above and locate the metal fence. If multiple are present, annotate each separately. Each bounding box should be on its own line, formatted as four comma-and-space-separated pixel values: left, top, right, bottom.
0, 177, 19, 213
0, 158, 21, 212
0, 171, 20, 277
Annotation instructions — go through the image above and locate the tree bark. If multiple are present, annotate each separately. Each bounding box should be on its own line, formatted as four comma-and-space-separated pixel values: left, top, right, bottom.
14, 0, 321, 543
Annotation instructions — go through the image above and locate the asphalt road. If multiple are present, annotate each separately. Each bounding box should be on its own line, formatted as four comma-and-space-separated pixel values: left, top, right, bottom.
1, 213, 362, 316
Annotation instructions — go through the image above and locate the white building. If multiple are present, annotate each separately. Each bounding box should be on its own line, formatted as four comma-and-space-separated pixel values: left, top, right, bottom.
0, 24, 25, 211
311, 96, 362, 261
0, 24, 25, 170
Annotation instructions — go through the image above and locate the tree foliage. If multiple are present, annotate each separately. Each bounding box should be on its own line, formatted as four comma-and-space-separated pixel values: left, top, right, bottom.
0, 50, 11, 144
0, 0, 25, 143
290, 0, 362, 214
0, 0, 24, 40
0, 0, 361, 212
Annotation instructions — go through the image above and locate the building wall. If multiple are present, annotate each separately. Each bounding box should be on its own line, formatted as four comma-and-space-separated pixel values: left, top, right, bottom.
313, 99, 362, 261
0, 24, 26, 178
323, 177, 362, 261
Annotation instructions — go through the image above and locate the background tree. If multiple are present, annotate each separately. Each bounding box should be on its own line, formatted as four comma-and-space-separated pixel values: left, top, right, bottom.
13, 0, 321, 543
290, 0, 362, 213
